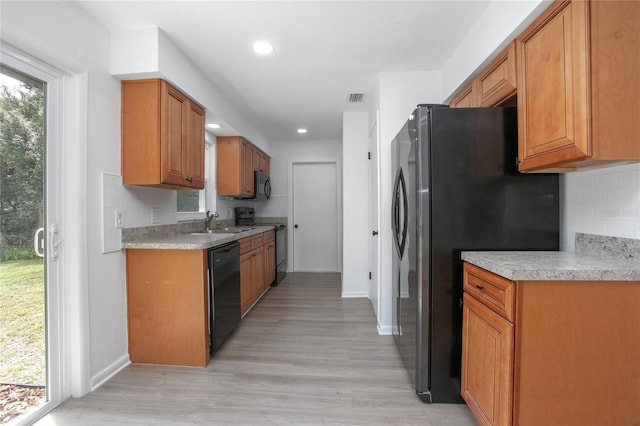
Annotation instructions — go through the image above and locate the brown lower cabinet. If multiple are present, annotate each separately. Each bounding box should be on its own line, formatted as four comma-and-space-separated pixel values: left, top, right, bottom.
126, 249, 209, 367
239, 230, 275, 316
461, 263, 640, 426
126, 230, 276, 366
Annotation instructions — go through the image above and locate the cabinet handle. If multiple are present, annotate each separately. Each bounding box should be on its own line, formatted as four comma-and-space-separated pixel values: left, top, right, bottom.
185, 176, 193, 182
476, 285, 485, 290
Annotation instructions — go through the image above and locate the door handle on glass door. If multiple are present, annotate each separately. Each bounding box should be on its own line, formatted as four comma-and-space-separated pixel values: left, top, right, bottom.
34, 227, 44, 258
50, 224, 61, 260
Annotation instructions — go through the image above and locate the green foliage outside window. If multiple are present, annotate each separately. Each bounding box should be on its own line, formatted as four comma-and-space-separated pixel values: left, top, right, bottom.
177, 189, 201, 213
0, 73, 44, 260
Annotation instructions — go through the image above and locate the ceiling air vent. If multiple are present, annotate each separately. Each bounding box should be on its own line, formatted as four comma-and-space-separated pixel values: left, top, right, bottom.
348, 93, 365, 103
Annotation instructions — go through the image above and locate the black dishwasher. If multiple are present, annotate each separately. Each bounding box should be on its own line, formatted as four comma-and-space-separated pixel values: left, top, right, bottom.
208, 242, 241, 354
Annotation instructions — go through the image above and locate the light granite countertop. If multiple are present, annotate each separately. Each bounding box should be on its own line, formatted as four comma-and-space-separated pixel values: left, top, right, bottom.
462, 233, 640, 281
121, 225, 276, 250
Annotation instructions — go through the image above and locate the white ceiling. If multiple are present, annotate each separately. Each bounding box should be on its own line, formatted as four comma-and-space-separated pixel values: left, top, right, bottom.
77, 1, 491, 141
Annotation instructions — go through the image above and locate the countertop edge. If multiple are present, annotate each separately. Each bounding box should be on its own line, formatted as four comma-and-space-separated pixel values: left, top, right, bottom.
461, 251, 640, 282
121, 226, 276, 250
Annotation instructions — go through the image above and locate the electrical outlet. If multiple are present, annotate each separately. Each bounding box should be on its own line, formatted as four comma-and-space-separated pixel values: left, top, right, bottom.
227, 208, 233, 218
151, 208, 160, 224
114, 210, 125, 228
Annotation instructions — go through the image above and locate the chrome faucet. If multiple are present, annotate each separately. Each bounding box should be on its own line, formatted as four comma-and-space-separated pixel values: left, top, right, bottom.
205, 210, 219, 230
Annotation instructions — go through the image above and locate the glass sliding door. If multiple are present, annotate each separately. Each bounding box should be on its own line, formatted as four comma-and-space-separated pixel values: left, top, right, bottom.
0, 49, 62, 425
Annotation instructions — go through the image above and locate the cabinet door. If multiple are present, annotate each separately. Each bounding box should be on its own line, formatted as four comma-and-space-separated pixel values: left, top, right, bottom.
240, 251, 253, 315
256, 150, 270, 175
516, 0, 589, 172
185, 101, 205, 189
122, 79, 205, 189
450, 82, 476, 108
241, 139, 255, 196
461, 293, 514, 426
250, 248, 264, 300
254, 149, 261, 173
477, 42, 516, 107
161, 82, 188, 186
126, 249, 209, 367
216, 136, 242, 196
264, 240, 276, 289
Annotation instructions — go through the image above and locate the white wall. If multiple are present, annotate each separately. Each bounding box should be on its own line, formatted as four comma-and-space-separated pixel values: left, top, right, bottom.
111, 27, 270, 154
561, 164, 640, 250
270, 139, 343, 273
440, 0, 549, 102
376, 71, 442, 332
342, 112, 370, 297
1, 1, 273, 395
1, 1, 127, 391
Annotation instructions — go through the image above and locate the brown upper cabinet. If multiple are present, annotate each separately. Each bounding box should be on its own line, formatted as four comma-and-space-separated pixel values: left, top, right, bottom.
517, 0, 640, 172
476, 42, 516, 107
217, 136, 270, 198
255, 149, 270, 175
121, 79, 205, 189
449, 82, 476, 108
450, 42, 516, 108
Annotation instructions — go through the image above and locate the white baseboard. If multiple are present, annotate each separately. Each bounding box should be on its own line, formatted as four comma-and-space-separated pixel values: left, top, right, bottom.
377, 324, 394, 335
341, 291, 368, 298
91, 353, 130, 391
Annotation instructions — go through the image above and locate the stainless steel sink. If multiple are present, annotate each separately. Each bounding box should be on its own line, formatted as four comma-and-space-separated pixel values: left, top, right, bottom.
190, 227, 254, 235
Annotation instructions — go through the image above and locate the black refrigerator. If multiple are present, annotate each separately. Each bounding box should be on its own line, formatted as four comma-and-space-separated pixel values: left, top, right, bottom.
391, 105, 559, 403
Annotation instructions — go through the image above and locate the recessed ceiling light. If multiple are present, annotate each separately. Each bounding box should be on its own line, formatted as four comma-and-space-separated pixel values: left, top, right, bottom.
297, 128, 308, 134
207, 123, 221, 129
253, 41, 274, 55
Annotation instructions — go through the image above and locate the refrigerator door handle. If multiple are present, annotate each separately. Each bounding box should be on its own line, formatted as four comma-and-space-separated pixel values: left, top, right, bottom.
392, 168, 408, 259
399, 169, 408, 257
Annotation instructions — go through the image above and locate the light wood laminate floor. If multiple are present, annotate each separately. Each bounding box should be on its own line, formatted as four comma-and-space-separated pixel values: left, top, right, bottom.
35, 273, 475, 425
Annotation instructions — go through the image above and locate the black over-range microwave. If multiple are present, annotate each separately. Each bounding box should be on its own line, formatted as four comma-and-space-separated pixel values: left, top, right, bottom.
254, 171, 271, 200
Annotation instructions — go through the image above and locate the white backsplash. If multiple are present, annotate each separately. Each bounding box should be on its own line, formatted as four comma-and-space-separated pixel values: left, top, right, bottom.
101, 172, 177, 253
561, 163, 640, 251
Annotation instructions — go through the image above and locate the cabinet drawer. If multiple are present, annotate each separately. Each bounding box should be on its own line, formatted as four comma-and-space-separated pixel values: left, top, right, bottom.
238, 237, 253, 255
264, 230, 275, 243
463, 263, 514, 321
251, 234, 264, 248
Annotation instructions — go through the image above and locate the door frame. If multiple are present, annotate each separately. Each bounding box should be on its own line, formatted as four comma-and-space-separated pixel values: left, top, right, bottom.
1, 43, 64, 423
368, 113, 381, 318
1, 39, 91, 421
288, 158, 342, 273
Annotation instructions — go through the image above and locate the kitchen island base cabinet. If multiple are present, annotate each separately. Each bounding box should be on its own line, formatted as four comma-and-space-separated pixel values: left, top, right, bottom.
126, 249, 209, 367
461, 263, 640, 426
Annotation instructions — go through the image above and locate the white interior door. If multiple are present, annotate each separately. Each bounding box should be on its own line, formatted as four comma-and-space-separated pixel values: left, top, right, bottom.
368, 117, 380, 316
292, 162, 338, 272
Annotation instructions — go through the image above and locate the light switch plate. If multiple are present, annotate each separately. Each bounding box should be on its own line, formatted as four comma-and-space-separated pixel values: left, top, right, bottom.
115, 210, 125, 228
